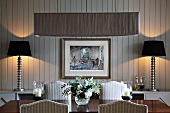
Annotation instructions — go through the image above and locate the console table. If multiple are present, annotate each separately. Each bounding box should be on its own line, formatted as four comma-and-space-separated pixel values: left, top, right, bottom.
0, 90, 32, 106
1, 90, 170, 106
132, 90, 170, 100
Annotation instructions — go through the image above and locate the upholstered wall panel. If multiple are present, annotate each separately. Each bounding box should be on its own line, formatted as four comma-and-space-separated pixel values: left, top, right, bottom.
34, 13, 139, 36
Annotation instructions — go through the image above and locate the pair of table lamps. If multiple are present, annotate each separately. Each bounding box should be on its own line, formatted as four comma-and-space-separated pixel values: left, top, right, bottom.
7, 40, 166, 92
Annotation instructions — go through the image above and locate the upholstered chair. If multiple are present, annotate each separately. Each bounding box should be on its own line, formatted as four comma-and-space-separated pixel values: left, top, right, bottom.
45, 81, 71, 100
100, 81, 127, 100
98, 100, 148, 113
20, 99, 69, 113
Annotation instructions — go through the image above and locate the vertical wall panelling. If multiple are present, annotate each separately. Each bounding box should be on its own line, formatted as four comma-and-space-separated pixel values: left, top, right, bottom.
143, 0, 150, 89
39, 0, 45, 83
81, 0, 87, 12
50, 0, 56, 12
23, 0, 29, 89
54, 0, 59, 81
18, 0, 24, 89
33, 0, 40, 82
112, 0, 116, 12
91, 0, 97, 12
149, 0, 156, 37
65, 0, 71, 12
44, 0, 50, 83
112, 36, 118, 81
159, 0, 166, 90
39, 0, 45, 13
7, 0, 13, 90
49, 37, 56, 82
165, 0, 170, 90
18, 0, 24, 40
44, 0, 50, 12
28, 0, 34, 89
107, 0, 113, 12
117, 0, 124, 81
128, 0, 134, 82
138, 0, 145, 82
44, 37, 50, 84
1, 0, 170, 90
122, 36, 129, 81
60, 0, 66, 12
33, 37, 40, 82
55, 37, 60, 80
97, 0, 103, 12
39, 35, 45, 83
86, 0, 92, 12
76, 0, 82, 12
116, 0, 124, 12
123, 0, 130, 81
132, 0, 140, 83
1, 0, 7, 89
111, 0, 118, 81
117, 36, 123, 81
12, 0, 18, 89
155, 0, 161, 89
57, 0, 61, 12
70, 0, 77, 12
155, 0, 161, 38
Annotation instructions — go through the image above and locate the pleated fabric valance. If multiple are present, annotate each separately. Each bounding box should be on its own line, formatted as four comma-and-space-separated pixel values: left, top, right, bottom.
34, 12, 139, 36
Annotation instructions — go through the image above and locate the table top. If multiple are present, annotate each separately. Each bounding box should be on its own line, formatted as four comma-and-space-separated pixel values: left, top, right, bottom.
0, 99, 170, 113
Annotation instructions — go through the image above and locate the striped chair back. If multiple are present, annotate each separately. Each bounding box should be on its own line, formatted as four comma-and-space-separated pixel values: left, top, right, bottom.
20, 99, 69, 113
46, 81, 71, 100
98, 100, 148, 113
100, 81, 127, 100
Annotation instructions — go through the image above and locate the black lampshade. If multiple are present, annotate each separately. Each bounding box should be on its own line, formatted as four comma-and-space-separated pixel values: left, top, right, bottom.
142, 41, 166, 56
7, 41, 32, 56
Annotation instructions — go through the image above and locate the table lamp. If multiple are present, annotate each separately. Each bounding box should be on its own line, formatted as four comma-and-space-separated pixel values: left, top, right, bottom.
142, 40, 166, 91
7, 41, 32, 91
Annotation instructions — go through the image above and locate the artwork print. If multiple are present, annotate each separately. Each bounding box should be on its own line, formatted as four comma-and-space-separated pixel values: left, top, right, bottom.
62, 38, 111, 79
70, 46, 104, 70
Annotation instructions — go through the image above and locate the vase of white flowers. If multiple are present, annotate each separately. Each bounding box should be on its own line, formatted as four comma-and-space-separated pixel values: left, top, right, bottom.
62, 76, 101, 105
75, 96, 90, 105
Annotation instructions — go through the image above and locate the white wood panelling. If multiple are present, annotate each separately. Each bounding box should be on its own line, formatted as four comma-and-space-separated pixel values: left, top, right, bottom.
0, 0, 170, 90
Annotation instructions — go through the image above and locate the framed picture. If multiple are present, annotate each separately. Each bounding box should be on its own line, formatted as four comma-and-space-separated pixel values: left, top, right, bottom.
61, 38, 111, 79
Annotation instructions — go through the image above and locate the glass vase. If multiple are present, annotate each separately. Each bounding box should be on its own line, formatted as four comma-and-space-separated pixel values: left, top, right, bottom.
75, 96, 90, 105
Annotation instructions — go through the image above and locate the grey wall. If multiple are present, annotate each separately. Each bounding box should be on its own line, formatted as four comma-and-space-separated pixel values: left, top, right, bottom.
0, 0, 170, 90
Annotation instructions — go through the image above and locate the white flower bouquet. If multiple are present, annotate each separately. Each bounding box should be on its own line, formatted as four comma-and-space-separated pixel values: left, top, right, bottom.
62, 76, 101, 99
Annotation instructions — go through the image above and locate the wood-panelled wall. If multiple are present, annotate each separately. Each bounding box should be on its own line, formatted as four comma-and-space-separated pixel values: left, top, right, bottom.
0, 0, 170, 90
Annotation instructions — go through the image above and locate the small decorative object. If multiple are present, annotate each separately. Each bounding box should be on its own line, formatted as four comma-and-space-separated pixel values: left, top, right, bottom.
62, 76, 101, 105
138, 76, 145, 91
134, 76, 140, 91
33, 81, 45, 101
122, 85, 133, 101
134, 75, 145, 91
121, 96, 132, 100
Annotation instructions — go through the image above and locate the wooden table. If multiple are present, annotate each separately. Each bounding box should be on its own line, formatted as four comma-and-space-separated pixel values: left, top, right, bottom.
0, 100, 170, 113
